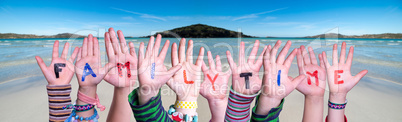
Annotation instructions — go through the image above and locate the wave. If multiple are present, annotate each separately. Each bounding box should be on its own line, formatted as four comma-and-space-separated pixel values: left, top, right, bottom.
0, 43, 11, 45
387, 43, 400, 45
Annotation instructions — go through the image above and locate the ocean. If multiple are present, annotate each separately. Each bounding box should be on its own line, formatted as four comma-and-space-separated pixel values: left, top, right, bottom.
0, 37, 401, 86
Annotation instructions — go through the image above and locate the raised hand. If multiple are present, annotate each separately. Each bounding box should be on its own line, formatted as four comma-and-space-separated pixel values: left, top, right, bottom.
200, 51, 230, 122
168, 38, 204, 101
296, 45, 326, 97
103, 28, 138, 87
226, 40, 266, 95
35, 40, 79, 85
75, 34, 114, 87
200, 51, 230, 101
323, 42, 368, 122
296, 45, 326, 122
323, 42, 368, 99
256, 40, 305, 115
137, 34, 182, 104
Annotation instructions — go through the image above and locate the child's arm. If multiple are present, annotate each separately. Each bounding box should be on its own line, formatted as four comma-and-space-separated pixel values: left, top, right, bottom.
130, 34, 181, 121
71, 34, 114, 120
296, 46, 326, 122
200, 52, 230, 122
253, 41, 305, 121
101, 28, 137, 122
35, 40, 79, 122
224, 40, 266, 121
167, 38, 204, 120
322, 42, 368, 122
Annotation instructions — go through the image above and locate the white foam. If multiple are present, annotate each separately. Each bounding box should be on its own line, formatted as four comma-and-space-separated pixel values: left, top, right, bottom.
387, 43, 400, 45
0, 43, 11, 45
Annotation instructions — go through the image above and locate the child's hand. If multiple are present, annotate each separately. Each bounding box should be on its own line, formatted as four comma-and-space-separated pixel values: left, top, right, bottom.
296, 45, 326, 97
257, 41, 305, 115
137, 34, 182, 104
200, 51, 230, 102
226, 40, 266, 95
75, 34, 114, 87
322, 42, 368, 102
103, 28, 138, 88
35, 41, 79, 85
168, 38, 204, 101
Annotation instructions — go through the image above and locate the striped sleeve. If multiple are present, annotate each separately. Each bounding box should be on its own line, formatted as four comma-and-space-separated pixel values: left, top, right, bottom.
128, 88, 173, 122
225, 87, 259, 122
47, 84, 72, 122
251, 95, 284, 122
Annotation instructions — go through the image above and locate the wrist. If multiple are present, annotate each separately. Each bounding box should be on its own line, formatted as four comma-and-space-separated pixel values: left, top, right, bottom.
305, 95, 324, 103
329, 92, 347, 103
78, 86, 97, 98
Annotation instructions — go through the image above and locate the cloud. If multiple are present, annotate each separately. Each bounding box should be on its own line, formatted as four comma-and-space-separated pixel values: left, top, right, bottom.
264, 16, 277, 21
122, 16, 135, 21
111, 7, 166, 21
232, 7, 287, 21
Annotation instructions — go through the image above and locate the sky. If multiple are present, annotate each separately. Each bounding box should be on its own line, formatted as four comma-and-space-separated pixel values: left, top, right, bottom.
0, 0, 401, 37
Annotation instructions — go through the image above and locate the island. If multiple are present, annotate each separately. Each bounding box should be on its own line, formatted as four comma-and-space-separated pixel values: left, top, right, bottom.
0, 33, 85, 39
303, 33, 402, 39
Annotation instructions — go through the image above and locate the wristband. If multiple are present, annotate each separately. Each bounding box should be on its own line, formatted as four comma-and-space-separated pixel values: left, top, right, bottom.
65, 109, 99, 122
168, 105, 198, 122
77, 91, 105, 111
63, 104, 94, 112
174, 101, 198, 109
328, 99, 347, 109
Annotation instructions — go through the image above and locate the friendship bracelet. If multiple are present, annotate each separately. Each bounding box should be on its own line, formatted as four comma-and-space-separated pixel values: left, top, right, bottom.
63, 104, 94, 112
65, 109, 99, 122
168, 105, 198, 122
174, 101, 198, 109
328, 99, 347, 109
77, 91, 106, 111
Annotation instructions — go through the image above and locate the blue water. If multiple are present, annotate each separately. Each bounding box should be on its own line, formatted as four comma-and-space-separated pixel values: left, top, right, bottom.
0, 38, 401, 85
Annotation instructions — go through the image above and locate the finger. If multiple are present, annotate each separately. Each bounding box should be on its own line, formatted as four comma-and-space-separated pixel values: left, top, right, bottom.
186, 40, 194, 64
104, 32, 115, 60
346, 46, 354, 67
109, 28, 121, 54
117, 30, 129, 53
82, 38, 88, 57
93, 37, 99, 56
270, 40, 281, 64
339, 42, 346, 64
291, 75, 306, 88
322, 51, 330, 68
145, 36, 155, 58
69, 47, 79, 63
216, 55, 222, 72
35, 56, 48, 72
167, 65, 182, 78
318, 53, 325, 69
178, 38, 186, 63
77, 47, 82, 61
226, 51, 236, 71
159, 40, 170, 60
300, 45, 310, 65
264, 45, 271, 64
248, 40, 260, 63
52, 40, 59, 58
129, 42, 137, 59
353, 70, 368, 84
87, 34, 93, 56
255, 45, 267, 68
277, 41, 291, 64
138, 42, 145, 63
195, 47, 204, 66
308, 46, 317, 65
332, 44, 338, 66
153, 34, 162, 57
201, 60, 208, 72
239, 41, 245, 65
284, 48, 298, 67
207, 51, 215, 69
61, 42, 69, 59
296, 48, 304, 73
172, 43, 179, 66
101, 62, 116, 74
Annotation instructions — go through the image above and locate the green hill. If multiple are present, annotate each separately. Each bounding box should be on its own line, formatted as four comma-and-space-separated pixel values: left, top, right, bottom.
148, 24, 253, 38
304, 33, 402, 39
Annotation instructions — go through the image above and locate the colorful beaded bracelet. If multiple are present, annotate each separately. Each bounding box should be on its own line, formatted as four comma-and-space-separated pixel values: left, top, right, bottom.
63, 104, 95, 112
65, 109, 99, 122
328, 99, 347, 109
168, 105, 198, 122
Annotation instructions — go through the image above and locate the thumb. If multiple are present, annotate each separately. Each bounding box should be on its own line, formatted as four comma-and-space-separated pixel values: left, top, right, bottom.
292, 74, 305, 88
166, 65, 182, 78
35, 56, 48, 71
101, 63, 116, 75
353, 69, 368, 85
